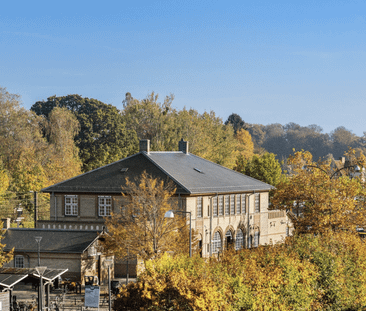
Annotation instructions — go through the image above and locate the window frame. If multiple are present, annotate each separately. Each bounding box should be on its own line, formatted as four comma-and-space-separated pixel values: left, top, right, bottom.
236, 194, 241, 214
224, 195, 229, 216
218, 196, 224, 216
196, 196, 203, 218
65, 195, 78, 216
14, 255, 24, 268
241, 194, 246, 214
98, 196, 112, 217
230, 195, 235, 215
235, 229, 244, 250
213, 197, 218, 217
254, 193, 260, 213
254, 232, 260, 247
212, 231, 222, 253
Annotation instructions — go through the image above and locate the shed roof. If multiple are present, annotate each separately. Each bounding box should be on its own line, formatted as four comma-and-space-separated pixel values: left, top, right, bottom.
2, 229, 100, 254
0, 268, 68, 288
42, 151, 273, 195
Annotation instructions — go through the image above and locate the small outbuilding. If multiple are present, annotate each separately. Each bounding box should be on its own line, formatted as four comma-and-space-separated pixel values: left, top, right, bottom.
1, 228, 113, 285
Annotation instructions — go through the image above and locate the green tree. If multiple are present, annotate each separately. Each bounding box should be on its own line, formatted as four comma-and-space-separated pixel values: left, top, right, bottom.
31, 94, 138, 172
235, 152, 282, 186
225, 113, 247, 134
122, 92, 239, 169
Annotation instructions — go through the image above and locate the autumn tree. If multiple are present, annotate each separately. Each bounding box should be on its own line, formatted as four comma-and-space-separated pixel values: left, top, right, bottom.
31, 94, 138, 172
0, 87, 49, 193
42, 107, 82, 184
104, 172, 192, 263
271, 149, 366, 234
235, 128, 254, 160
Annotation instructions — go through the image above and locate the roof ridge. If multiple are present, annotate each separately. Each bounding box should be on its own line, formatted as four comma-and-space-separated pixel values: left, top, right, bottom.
142, 151, 192, 194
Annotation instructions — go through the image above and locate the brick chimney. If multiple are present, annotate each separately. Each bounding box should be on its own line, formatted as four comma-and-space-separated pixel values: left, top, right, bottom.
179, 138, 189, 154
139, 139, 150, 154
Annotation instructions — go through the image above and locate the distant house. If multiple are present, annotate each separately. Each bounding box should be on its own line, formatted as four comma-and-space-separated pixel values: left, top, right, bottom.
38, 139, 288, 266
1, 228, 112, 284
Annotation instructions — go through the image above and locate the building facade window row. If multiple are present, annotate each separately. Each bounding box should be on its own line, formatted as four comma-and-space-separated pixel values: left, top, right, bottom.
64, 195, 112, 217
197, 193, 260, 218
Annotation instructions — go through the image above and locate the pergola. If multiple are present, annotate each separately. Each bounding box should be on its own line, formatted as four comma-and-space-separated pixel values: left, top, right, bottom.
0, 267, 68, 310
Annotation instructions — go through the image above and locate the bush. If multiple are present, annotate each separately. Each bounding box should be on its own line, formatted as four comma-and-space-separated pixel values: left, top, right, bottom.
113, 231, 366, 311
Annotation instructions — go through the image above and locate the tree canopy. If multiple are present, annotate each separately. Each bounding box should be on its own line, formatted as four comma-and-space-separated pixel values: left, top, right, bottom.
225, 113, 247, 134
31, 94, 138, 172
0, 87, 82, 193
104, 172, 192, 262
271, 149, 366, 234
122, 92, 240, 169
224, 112, 366, 162
235, 152, 283, 186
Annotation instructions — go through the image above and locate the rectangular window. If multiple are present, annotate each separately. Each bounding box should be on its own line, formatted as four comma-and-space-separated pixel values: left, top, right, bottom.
196, 196, 203, 217
236, 194, 241, 214
241, 194, 246, 213
230, 195, 235, 215
98, 196, 112, 216
218, 196, 224, 216
213, 197, 218, 217
255, 194, 260, 213
225, 195, 229, 215
15, 255, 24, 268
65, 195, 78, 216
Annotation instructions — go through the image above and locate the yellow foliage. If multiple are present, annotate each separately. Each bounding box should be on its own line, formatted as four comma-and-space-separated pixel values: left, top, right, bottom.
272, 149, 366, 234
235, 128, 254, 160
104, 172, 194, 263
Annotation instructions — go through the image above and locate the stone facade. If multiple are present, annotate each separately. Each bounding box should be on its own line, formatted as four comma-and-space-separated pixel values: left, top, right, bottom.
38, 191, 288, 257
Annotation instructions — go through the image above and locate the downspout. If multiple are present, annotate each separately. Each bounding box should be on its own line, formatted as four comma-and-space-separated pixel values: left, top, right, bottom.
209, 196, 213, 257
209, 193, 218, 257
247, 191, 255, 248
53, 192, 57, 222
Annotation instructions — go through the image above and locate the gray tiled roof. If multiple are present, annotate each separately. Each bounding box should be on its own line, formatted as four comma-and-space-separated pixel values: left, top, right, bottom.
2, 229, 99, 254
42, 151, 273, 195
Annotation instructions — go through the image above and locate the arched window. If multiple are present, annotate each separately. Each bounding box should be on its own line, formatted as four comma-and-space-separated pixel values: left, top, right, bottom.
212, 231, 222, 253
225, 230, 233, 249
235, 229, 244, 250
248, 235, 252, 248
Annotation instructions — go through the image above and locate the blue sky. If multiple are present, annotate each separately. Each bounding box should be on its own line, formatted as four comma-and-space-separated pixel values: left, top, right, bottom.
1, 0, 366, 136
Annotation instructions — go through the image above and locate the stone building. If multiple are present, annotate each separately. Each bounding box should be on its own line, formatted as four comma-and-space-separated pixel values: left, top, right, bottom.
38, 139, 288, 261
2, 228, 112, 284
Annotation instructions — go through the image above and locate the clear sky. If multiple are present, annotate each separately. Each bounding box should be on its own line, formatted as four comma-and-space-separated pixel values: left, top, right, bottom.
1, 0, 365, 136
